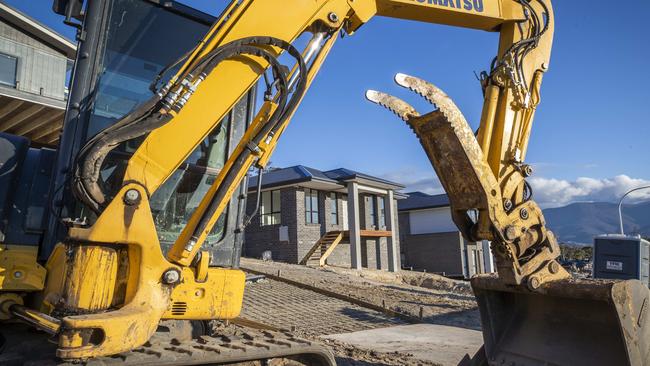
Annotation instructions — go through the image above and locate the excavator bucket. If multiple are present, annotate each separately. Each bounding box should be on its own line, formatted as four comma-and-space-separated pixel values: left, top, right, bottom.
367, 74, 650, 366
468, 275, 650, 366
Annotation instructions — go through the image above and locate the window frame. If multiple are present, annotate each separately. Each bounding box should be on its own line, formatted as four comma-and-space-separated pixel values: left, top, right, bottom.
379, 196, 386, 228
367, 195, 377, 228
305, 188, 320, 224
260, 189, 281, 226
0, 53, 18, 88
329, 192, 338, 225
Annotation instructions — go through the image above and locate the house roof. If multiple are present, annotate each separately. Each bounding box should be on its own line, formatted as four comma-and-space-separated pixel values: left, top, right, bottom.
0, 2, 77, 59
248, 165, 338, 190
398, 191, 450, 211
248, 165, 404, 191
322, 168, 404, 187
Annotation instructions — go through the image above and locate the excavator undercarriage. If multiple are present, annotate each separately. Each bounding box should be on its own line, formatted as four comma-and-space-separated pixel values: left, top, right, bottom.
1, 322, 336, 366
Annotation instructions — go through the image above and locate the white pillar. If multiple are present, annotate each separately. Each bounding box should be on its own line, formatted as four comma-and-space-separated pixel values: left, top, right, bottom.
482, 240, 495, 273
385, 190, 399, 272
375, 195, 384, 269
348, 182, 362, 269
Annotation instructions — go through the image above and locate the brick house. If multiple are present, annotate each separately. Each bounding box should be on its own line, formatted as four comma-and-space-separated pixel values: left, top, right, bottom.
243, 165, 405, 272
398, 191, 495, 279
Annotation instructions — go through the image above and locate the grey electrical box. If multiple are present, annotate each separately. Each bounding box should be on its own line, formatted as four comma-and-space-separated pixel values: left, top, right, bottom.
593, 235, 650, 286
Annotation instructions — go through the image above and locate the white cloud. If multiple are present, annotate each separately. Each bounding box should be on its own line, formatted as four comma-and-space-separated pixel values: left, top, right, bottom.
530, 175, 650, 208
379, 169, 444, 195
381, 168, 650, 209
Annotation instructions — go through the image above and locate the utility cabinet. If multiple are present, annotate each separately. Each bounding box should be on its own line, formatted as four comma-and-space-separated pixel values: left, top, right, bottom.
593, 235, 650, 286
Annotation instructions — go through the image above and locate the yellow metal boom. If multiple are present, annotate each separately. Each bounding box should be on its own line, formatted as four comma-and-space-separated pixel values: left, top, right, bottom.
2, 0, 570, 360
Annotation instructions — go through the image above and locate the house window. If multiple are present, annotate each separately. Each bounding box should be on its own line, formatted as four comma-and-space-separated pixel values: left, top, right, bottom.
261, 190, 281, 226
330, 192, 338, 225
0, 53, 18, 87
379, 197, 386, 228
367, 196, 377, 228
305, 188, 319, 224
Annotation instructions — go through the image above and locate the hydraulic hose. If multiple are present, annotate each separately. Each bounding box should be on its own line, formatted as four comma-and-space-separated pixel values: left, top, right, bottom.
243, 167, 264, 228
187, 37, 308, 246
73, 36, 301, 214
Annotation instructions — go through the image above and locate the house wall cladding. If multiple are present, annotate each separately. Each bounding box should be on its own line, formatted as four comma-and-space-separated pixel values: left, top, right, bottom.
0, 22, 68, 100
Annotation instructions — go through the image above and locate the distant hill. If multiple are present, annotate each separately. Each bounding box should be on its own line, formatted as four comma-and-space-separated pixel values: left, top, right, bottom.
543, 201, 650, 245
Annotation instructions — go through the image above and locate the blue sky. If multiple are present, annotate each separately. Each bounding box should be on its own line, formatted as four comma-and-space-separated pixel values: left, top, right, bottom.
5, 0, 649, 207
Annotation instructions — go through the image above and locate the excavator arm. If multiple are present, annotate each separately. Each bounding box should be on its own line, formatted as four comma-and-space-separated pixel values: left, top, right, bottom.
75, 0, 560, 283
61, 0, 565, 357
368, 0, 565, 290
3, 1, 650, 365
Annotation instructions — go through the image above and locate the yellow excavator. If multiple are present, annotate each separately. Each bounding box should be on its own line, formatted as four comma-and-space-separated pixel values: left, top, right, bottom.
1, 0, 649, 365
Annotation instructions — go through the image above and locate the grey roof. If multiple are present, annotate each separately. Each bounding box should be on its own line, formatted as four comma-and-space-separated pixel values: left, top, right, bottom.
398, 191, 449, 211
248, 165, 337, 190
248, 165, 403, 191
323, 168, 404, 188
0, 2, 77, 59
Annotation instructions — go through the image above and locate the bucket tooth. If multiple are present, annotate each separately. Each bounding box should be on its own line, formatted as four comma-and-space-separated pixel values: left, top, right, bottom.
394, 73, 467, 125
365, 90, 420, 122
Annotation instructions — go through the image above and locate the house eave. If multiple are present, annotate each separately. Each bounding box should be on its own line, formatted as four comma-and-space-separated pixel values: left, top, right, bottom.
398, 204, 451, 212
342, 177, 404, 191
0, 2, 77, 59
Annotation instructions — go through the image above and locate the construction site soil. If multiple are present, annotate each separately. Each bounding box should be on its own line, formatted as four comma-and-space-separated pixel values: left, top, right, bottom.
216, 323, 442, 366
240, 258, 480, 331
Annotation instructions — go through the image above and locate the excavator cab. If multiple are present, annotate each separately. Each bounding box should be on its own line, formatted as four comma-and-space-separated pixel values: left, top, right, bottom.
43, 0, 254, 266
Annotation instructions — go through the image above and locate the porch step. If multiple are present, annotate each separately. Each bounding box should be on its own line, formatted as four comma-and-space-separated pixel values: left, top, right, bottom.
299, 231, 345, 266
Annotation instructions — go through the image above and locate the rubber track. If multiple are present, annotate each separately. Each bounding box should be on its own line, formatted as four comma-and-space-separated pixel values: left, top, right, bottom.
8, 329, 335, 366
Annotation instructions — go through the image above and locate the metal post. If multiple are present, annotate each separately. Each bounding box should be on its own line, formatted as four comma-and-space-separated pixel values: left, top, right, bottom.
618, 185, 650, 235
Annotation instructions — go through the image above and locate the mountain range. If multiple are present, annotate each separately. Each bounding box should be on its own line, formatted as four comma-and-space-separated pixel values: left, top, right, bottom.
543, 201, 650, 245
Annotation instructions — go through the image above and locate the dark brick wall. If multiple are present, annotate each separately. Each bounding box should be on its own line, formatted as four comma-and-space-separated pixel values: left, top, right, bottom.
295, 187, 325, 263
399, 209, 485, 278
326, 242, 351, 267
243, 187, 299, 262
401, 231, 464, 276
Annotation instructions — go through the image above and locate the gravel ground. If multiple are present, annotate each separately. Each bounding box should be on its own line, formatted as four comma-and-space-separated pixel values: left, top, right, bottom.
240, 258, 481, 330
241, 278, 406, 335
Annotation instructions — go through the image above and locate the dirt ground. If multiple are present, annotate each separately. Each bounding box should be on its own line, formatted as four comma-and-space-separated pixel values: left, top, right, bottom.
322, 338, 442, 366
240, 258, 480, 330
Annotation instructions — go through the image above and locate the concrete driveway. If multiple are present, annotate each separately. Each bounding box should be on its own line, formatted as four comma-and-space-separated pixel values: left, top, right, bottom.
323, 323, 483, 366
